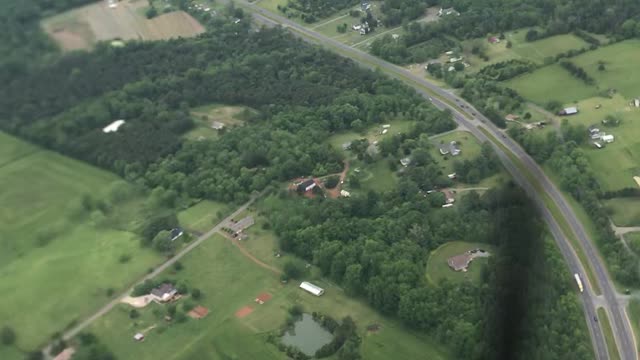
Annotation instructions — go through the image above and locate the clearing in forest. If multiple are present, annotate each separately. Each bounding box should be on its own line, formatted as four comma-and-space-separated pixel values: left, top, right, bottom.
42, 0, 205, 51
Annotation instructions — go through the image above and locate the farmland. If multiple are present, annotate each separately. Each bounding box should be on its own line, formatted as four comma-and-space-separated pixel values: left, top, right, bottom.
42, 0, 205, 51
88, 231, 450, 360
426, 241, 494, 285
505, 64, 599, 105
177, 200, 230, 233
0, 132, 161, 353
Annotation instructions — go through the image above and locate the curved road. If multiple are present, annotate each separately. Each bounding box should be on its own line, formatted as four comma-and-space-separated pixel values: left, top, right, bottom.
234, 3, 636, 359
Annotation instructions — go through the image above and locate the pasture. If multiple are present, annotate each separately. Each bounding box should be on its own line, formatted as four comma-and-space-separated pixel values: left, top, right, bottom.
505, 64, 599, 105
42, 0, 204, 51
0, 132, 161, 351
89, 232, 450, 360
426, 241, 494, 285
571, 40, 640, 99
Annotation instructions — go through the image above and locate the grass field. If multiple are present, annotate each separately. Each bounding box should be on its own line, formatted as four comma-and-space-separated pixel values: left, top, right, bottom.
177, 200, 230, 233
505, 64, 599, 105
571, 40, 640, 99
0, 132, 162, 352
89, 232, 450, 360
625, 232, 640, 256
327, 119, 416, 152
426, 241, 494, 285
628, 299, 640, 354
605, 198, 640, 227
42, 0, 205, 51
598, 307, 622, 360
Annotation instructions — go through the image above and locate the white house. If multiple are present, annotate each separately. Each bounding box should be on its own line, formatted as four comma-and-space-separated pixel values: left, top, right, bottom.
300, 281, 325, 296
601, 134, 615, 143
103, 120, 126, 133
150, 283, 177, 303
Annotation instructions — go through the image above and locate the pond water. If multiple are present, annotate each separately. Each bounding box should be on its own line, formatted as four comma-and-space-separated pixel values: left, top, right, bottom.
281, 313, 334, 356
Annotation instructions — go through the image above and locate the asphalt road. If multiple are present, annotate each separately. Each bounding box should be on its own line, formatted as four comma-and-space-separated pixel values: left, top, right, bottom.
46, 194, 260, 353
234, 3, 636, 359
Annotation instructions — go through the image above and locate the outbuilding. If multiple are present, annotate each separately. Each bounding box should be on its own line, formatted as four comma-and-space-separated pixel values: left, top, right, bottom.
299, 281, 325, 296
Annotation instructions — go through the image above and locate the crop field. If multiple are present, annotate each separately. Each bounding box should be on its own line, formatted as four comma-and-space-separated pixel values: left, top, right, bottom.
426, 241, 494, 284
571, 40, 640, 99
89, 231, 450, 360
505, 64, 599, 105
177, 200, 230, 233
0, 132, 161, 353
42, 0, 205, 51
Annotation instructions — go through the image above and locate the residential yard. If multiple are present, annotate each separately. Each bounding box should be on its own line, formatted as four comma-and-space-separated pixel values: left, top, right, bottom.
89, 232, 450, 360
431, 130, 482, 175
178, 200, 230, 233
505, 64, 599, 105
359, 159, 398, 192
426, 241, 495, 285
0, 132, 162, 352
327, 119, 416, 152
42, 0, 205, 51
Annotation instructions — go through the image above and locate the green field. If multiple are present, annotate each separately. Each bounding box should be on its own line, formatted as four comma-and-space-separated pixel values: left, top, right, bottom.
625, 232, 640, 256
177, 200, 230, 233
571, 40, 640, 99
505, 64, 599, 105
628, 299, 640, 354
89, 232, 450, 360
605, 198, 640, 227
327, 119, 416, 152
0, 132, 162, 352
426, 241, 494, 285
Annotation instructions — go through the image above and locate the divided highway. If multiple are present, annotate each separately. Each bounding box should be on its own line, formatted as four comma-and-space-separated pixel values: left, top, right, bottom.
234, 2, 636, 359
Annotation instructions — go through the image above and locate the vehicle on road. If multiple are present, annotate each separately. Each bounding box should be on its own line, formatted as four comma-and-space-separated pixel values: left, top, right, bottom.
575, 273, 584, 293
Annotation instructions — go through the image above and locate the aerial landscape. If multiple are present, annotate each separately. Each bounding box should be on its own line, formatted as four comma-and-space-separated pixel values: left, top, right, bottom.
1, 0, 639, 359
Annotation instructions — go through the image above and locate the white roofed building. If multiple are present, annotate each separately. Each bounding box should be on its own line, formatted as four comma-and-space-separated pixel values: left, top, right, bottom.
299, 281, 325, 296
103, 120, 126, 133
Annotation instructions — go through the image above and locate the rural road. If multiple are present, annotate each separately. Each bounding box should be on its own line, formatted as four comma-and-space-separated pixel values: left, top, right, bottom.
231, 3, 636, 359
47, 193, 261, 352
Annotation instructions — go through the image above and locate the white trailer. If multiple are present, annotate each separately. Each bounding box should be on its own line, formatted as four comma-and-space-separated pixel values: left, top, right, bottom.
574, 273, 584, 293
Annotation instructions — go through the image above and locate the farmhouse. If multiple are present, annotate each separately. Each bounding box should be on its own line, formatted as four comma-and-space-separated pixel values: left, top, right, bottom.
558, 107, 578, 116
102, 119, 126, 133
300, 281, 325, 296
439, 141, 461, 156
296, 179, 317, 193
150, 283, 178, 303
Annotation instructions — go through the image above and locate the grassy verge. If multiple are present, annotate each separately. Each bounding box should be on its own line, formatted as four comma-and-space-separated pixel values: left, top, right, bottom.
628, 299, 640, 354
478, 127, 602, 295
598, 307, 622, 360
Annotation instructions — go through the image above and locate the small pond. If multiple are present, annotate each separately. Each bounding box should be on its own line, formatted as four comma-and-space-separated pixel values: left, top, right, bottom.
281, 313, 334, 356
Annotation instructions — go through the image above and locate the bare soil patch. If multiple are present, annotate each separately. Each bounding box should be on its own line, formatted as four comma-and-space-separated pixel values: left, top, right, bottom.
235, 305, 254, 318
42, 0, 205, 51
188, 305, 210, 319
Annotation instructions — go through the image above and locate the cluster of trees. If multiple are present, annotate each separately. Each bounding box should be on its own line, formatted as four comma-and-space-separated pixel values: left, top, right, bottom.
508, 123, 640, 286
370, 33, 454, 64
313, 314, 361, 359
279, 0, 359, 22
452, 143, 500, 183
263, 179, 593, 358
476, 59, 537, 81
560, 61, 595, 85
